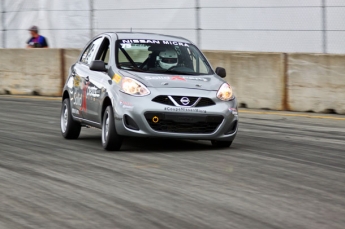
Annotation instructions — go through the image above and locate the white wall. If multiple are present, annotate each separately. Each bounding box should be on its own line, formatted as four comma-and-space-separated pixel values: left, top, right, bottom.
93, 0, 196, 44
0, 1, 3, 48
1, 0, 345, 54
326, 0, 345, 53
2, 0, 90, 48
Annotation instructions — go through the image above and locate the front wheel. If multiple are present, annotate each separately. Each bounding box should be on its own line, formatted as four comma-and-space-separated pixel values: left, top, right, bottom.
211, 140, 232, 148
61, 98, 81, 139
102, 106, 123, 151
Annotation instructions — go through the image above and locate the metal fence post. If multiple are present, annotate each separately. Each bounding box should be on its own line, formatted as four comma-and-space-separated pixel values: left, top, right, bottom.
321, 0, 327, 53
1, 0, 5, 48
89, 0, 94, 39
195, 0, 201, 47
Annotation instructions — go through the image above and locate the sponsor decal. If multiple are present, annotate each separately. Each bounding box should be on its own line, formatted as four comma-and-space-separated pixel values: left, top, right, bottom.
186, 77, 210, 82
73, 92, 82, 106
171, 76, 186, 81
113, 74, 122, 84
72, 108, 79, 115
121, 39, 189, 47
145, 76, 210, 82
121, 44, 132, 48
145, 76, 170, 81
162, 40, 189, 46
229, 107, 238, 115
87, 86, 100, 98
122, 39, 160, 44
120, 101, 134, 110
72, 77, 101, 112
81, 81, 90, 111
73, 75, 81, 87
164, 107, 206, 114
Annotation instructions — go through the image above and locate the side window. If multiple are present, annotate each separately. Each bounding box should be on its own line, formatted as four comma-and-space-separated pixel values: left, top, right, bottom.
80, 38, 102, 65
104, 48, 110, 64
95, 38, 110, 65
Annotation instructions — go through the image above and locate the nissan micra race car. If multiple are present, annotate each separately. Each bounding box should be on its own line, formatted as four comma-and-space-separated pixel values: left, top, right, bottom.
60, 32, 238, 151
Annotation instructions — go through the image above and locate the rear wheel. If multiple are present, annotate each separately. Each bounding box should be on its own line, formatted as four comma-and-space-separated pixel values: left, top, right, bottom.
102, 106, 123, 151
211, 140, 232, 148
61, 98, 81, 139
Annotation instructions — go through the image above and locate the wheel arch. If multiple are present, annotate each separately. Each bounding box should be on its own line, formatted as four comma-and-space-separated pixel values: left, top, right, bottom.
101, 96, 112, 122
62, 90, 69, 101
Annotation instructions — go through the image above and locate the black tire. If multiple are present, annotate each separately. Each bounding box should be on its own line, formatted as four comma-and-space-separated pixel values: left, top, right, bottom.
102, 106, 123, 151
60, 98, 81, 139
211, 140, 233, 148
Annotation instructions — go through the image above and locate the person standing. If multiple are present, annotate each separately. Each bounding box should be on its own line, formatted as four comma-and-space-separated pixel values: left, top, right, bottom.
26, 26, 49, 48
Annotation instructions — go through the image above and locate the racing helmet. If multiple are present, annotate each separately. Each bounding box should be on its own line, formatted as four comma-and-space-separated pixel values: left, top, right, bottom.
158, 49, 178, 70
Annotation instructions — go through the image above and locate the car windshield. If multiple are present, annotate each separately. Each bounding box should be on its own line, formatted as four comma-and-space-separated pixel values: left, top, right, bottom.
116, 39, 213, 75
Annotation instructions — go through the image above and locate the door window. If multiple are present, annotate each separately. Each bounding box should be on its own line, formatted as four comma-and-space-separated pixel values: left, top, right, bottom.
95, 38, 111, 65
80, 37, 103, 65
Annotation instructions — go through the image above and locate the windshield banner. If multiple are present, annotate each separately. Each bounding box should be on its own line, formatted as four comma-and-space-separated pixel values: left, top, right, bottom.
120, 39, 189, 47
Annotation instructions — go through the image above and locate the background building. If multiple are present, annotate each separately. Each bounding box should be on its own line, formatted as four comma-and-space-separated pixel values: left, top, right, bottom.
1, 0, 345, 53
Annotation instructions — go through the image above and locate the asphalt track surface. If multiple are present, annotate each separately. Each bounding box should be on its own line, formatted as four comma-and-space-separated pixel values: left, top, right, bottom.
0, 96, 345, 229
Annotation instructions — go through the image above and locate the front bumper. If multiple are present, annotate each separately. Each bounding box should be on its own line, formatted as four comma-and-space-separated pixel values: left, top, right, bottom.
113, 87, 238, 141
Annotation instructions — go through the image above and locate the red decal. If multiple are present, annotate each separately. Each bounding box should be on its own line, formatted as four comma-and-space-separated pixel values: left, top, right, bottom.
120, 101, 132, 106
80, 81, 90, 111
171, 76, 185, 81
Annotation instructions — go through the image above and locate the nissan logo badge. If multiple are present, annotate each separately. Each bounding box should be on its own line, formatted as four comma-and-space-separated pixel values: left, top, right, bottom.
180, 97, 190, 105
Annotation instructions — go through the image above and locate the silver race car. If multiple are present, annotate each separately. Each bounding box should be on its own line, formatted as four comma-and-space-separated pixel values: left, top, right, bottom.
60, 32, 238, 150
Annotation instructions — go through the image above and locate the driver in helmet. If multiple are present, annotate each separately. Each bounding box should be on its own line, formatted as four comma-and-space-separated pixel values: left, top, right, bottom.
157, 49, 178, 70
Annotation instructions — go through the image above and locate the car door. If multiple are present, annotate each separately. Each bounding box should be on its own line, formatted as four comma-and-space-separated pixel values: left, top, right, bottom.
69, 64, 84, 119
85, 37, 112, 123
72, 37, 103, 122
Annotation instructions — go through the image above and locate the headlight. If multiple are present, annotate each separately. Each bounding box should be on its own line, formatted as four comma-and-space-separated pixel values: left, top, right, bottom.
217, 83, 234, 101
120, 77, 150, 96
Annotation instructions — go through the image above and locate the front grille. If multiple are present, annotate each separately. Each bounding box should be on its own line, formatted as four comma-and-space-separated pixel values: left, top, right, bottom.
152, 95, 215, 107
171, 96, 199, 106
152, 95, 174, 106
145, 112, 223, 134
195, 98, 216, 107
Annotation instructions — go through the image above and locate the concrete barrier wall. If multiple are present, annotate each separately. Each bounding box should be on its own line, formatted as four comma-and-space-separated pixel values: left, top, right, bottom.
0, 49, 63, 96
63, 49, 82, 82
204, 51, 285, 110
288, 54, 345, 114
1, 49, 345, 114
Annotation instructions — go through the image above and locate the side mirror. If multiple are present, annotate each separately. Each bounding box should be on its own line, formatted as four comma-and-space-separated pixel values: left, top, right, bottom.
90, 60, 107, 72
215, 67, 226, 78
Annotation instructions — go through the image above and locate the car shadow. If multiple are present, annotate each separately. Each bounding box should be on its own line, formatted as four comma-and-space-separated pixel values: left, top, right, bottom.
122, 137, 215, 152
77, 134, 221, 153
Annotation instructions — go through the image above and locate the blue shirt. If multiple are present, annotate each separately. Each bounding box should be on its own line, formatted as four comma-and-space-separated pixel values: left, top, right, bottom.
27, 35, 48, 48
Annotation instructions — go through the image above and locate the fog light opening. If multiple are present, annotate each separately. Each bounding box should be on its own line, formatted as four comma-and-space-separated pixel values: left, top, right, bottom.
124, 115, 140, 131
225, 120, 238, 135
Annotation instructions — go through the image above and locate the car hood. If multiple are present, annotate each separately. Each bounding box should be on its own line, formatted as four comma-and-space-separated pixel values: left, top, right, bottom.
118, 70, 224, 91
